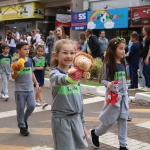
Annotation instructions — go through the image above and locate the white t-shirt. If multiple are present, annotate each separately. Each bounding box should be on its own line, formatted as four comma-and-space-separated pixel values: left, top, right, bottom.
34, 34, 41, 42
20, 39, 27, 43
27, 36, 32, 44
5, 32, 20, 47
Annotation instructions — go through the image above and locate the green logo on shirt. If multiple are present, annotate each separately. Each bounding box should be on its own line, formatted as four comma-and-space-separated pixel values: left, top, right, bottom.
114, 71, 126, 80
17, 67, 32, 75
35, 58, 45, 67
0, 58, 10, 63
57, 84, 80, 95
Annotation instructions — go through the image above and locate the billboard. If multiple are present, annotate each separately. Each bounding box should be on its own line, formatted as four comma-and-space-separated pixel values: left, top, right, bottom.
0, 2, 44, 21
130, 6, 150, 27
72, 12, 87, 30
56, 14, 71, 27
87, 8, 128, 29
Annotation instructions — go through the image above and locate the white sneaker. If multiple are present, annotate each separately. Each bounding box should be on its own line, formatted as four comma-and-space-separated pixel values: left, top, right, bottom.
4, 95, 9, 101
1, 94, 5, 99
42, 102, 48, 109
36, 101, 41, 107
143, 87, 150, 92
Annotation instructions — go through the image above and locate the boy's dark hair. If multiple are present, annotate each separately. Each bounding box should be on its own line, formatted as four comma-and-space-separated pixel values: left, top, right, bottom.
16, 42, 28, 50
1, 43, 9, 49
131, 33, 139, 40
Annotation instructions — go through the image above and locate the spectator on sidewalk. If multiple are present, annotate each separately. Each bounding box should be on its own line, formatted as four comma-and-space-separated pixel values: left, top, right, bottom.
127, 33, 140, 89
5, 27, 20, 56
46, 30, 55, 66
85, 29, 102, 58
54, 26, 66, 42
0, 43, 12, 101
0, 35, 3, 53
138, 34, 145, 88
98, 31, 108, 61
79, 32, 87, 52
142, 26, 150, 91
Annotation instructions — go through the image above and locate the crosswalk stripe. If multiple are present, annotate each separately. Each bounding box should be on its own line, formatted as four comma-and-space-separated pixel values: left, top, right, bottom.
0, 96, 104, 119
98, 132, 150, 149
28, 146, 53, 150
136, 121, 150, 129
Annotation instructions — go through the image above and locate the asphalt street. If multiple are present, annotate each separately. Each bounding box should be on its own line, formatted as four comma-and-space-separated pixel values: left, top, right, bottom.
0, 80, 150, 150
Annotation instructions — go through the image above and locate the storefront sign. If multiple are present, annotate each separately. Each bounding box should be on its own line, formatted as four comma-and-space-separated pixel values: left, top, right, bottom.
130, 6, 150, 27
87, 8, 128, 29
0, 2, 44, 21
72, 12, 87, 30
56, 14, 71, 27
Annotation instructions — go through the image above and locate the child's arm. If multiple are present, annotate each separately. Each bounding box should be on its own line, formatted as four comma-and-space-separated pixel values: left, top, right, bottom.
101, 64, 111, 87
32, 72, 40, 91
50, 69, 71, 86
34, 66, 44, 70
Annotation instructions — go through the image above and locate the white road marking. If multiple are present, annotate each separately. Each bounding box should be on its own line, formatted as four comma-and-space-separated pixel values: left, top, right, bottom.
28, 146, 53, 150
0, 96, 104, 119
99, 132, 150, 149
136, 121, 150, 129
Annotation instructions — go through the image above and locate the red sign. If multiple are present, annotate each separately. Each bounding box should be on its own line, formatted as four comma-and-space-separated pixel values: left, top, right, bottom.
130, 5, 150, 27
56, 14, 71, 27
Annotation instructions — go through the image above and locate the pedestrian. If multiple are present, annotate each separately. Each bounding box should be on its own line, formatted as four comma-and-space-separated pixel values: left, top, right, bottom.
0, 43, 12, 101
127, 32, 140, 89
98, 30, 108, 61
50, 39, 88, 150
89, 37, 129, 150
0, 35, 3, 53
79, 32, 87, 52
54, 26, 66, 42
85, 29, 102, 58
46, 30, 55, 66
5, 27, 20, 56
32, 44, 49, 108
142, 26, 150, 91
11, 42, 39, 136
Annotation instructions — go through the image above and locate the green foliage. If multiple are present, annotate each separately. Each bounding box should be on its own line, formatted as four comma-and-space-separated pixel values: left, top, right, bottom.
90, 58, 103, 79
80, 79, 101, 86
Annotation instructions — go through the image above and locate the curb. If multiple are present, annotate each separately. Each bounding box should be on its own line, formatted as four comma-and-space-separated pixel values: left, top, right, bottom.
135, 92, 150, 103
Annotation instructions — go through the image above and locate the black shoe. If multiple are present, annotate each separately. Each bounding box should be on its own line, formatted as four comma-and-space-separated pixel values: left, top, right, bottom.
120, 146, 129, 150
25, 121, 28, 129
89, 129, 100, 148
127, 116, 132, 122
128, 86, 135, 90
20, 127, 29, 136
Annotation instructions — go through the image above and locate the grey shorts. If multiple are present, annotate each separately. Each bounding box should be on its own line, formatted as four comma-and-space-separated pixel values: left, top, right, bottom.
51, 114, 88, 150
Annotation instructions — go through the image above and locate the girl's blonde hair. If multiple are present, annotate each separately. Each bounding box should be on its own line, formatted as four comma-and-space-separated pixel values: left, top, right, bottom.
34, 44, 45, 55
51, 39, 77, 68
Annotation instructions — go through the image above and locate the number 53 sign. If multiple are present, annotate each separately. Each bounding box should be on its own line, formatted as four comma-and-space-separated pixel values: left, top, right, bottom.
72, 12, 87, 30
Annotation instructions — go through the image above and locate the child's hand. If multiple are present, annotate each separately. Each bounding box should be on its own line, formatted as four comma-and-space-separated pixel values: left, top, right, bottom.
35, 84, 40, 92
107, 82, 112, 89
38, 67, 44, 70
83, 128, 88, 141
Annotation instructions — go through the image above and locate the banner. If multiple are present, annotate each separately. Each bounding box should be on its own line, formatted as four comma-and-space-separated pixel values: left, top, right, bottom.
130, 6, 150, 27
56, 14, 71, 27
0, 2, 44, 21
87, 8, 128, 29
72, 12, 87, 30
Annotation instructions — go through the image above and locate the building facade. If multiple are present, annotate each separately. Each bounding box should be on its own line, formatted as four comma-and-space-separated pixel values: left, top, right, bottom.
0, 0, 84, 40
83, 0, 150, 41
